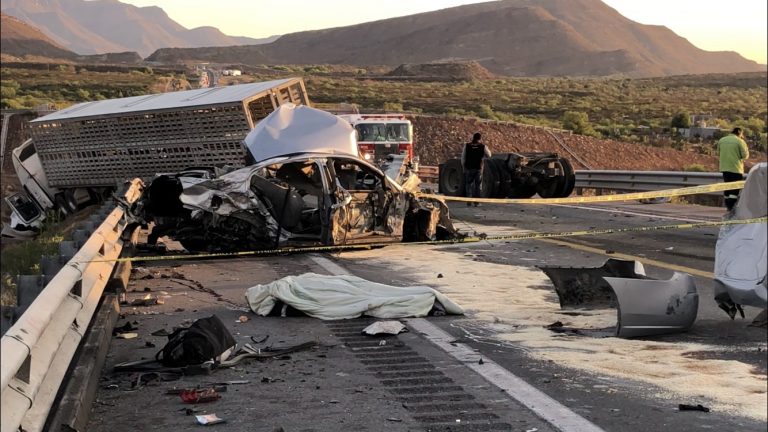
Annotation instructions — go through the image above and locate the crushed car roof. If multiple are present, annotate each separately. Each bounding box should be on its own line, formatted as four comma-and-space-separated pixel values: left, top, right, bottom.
244, 104, 358, 163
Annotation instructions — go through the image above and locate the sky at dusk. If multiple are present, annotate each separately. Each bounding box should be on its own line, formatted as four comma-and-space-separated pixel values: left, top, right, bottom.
119, 0, 767, 64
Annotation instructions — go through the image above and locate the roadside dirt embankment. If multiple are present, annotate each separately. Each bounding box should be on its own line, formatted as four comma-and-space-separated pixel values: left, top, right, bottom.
410, 116, 726, 170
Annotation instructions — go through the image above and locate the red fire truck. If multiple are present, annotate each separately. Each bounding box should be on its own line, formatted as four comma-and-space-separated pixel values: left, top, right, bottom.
338, 114, 414, 164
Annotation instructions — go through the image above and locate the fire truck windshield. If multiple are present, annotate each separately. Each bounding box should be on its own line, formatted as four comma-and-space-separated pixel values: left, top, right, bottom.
355, 123, 410, 142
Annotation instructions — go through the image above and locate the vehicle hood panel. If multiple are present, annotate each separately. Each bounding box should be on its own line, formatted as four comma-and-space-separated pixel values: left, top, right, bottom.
244, 104, 358, 163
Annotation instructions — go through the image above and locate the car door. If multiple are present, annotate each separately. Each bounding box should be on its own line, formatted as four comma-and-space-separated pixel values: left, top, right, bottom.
327, 158, 404, 245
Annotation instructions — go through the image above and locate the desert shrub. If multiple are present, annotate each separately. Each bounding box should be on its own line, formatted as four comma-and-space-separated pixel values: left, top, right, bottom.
684, 164, 707, 172
562, 111, 598, 137
670, 111, 691, 128
383, 102, 404, 111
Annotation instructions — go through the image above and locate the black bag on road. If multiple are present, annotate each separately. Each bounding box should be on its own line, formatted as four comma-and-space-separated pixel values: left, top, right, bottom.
156, 315, 236, 367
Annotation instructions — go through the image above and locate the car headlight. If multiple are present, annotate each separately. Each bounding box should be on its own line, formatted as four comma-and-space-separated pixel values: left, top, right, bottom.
363, 153, 372, 160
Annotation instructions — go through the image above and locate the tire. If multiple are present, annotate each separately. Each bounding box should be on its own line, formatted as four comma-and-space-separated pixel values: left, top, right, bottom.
54, 194, 70, 218
509, 183, 537, 199
438, 159, 464, 196
480, 161, 500, 198
534, 159, 561, 198
494, 159, 513, 198
63, 190, 79, 213
557, 157, 576, 198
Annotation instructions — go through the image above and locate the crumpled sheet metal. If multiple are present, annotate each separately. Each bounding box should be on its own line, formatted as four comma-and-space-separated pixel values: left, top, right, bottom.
539, 259, 647, 308
541, 259, 698, 338
604, 272, 698, 338
714, 162, 767, 311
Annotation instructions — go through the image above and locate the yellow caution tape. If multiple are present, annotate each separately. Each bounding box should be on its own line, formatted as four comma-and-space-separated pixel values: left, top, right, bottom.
416, 181, 746, 204
80, 216, 765, 264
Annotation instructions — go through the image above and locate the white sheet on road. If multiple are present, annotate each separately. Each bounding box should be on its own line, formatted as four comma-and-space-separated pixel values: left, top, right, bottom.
245, 273, 464, 320
714, 162, 767, 308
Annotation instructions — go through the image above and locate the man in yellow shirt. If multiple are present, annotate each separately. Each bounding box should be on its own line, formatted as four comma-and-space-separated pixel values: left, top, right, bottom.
717, 127, 750, 211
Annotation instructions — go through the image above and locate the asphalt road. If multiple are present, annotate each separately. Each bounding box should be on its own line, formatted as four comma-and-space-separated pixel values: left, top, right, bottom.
335, 200, 767, 431
87, 200, 766, 432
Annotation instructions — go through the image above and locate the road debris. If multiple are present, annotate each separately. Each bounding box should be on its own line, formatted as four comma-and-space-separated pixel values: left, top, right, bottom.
180, 388, 221, 404
113, 321, 138, 336
115, 332, 138, 339
678, 404, 711, 413
362, 321, 407, 335
195, 414, 225, 425
540, 259, 699, 338
131, 294, 164, 306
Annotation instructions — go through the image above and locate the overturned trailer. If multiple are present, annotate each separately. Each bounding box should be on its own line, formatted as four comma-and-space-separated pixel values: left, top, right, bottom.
5, 78, 309, 236
131, 105, 458, 252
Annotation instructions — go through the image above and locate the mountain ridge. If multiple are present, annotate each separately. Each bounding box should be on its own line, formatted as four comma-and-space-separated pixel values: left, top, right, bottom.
2, 0, 764, 77
0, 0, 276, 57
146, 0, 764, 77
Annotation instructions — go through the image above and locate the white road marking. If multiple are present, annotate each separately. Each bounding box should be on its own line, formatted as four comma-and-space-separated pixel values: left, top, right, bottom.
551, 204, 716, 223
308, 253, 606, 432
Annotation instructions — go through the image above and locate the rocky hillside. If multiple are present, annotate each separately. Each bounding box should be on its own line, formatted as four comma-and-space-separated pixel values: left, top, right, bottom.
146, 0, 764, 77
410, 116, 726, 171
388, 62, 495, 81
0, 12, 77, 60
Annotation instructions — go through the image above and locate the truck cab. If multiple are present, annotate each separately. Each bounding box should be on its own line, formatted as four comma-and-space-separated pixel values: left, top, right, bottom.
338, 114, 414, 165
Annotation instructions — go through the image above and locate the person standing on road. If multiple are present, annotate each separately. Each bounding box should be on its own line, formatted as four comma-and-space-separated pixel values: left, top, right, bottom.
461, 132, 491, 207
717, 127, 750, 211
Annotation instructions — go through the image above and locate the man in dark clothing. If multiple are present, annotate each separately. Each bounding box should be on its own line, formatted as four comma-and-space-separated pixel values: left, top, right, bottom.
461, 132, 491, 207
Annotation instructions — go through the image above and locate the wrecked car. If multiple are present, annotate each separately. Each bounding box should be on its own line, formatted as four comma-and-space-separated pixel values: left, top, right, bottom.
714, 162, 767, 320
133, 104, 458, 252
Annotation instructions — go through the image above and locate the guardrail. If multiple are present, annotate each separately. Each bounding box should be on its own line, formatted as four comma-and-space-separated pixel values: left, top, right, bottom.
1, 179, 143, 432
574, 170, 723, 196
417, 165, 439, 183
419, 167, 726, 198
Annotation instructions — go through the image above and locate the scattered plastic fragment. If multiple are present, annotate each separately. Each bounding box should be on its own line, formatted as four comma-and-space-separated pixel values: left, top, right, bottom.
131, 294, 164, 306
116, 332, 138, 339
195, 414, 225, 425
238, 315, 249, 323
362, 321, 407, 335
678, 404, 710, 412
180, 388, 221, 404
113, 321, 138, 335
386, 418, 402, 422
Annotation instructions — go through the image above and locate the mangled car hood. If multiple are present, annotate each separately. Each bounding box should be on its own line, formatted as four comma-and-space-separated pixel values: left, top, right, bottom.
244, 104, 358, 163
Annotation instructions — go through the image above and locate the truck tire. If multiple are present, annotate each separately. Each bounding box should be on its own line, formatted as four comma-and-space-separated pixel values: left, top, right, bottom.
535, 158, 576, 199
509, 184, 537, 199
481, 161, 500, 198
493, 159, 513, 198
439, 159, 464, 196
557, 157, 576, 198
54, 194, 70, 218
63, 189, 79, 213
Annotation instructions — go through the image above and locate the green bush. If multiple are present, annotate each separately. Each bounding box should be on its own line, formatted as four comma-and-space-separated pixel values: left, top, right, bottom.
670, 111, 691, 128
383, 102, 404, 111
562, 111, 598, 136
683, 163, 707, 172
